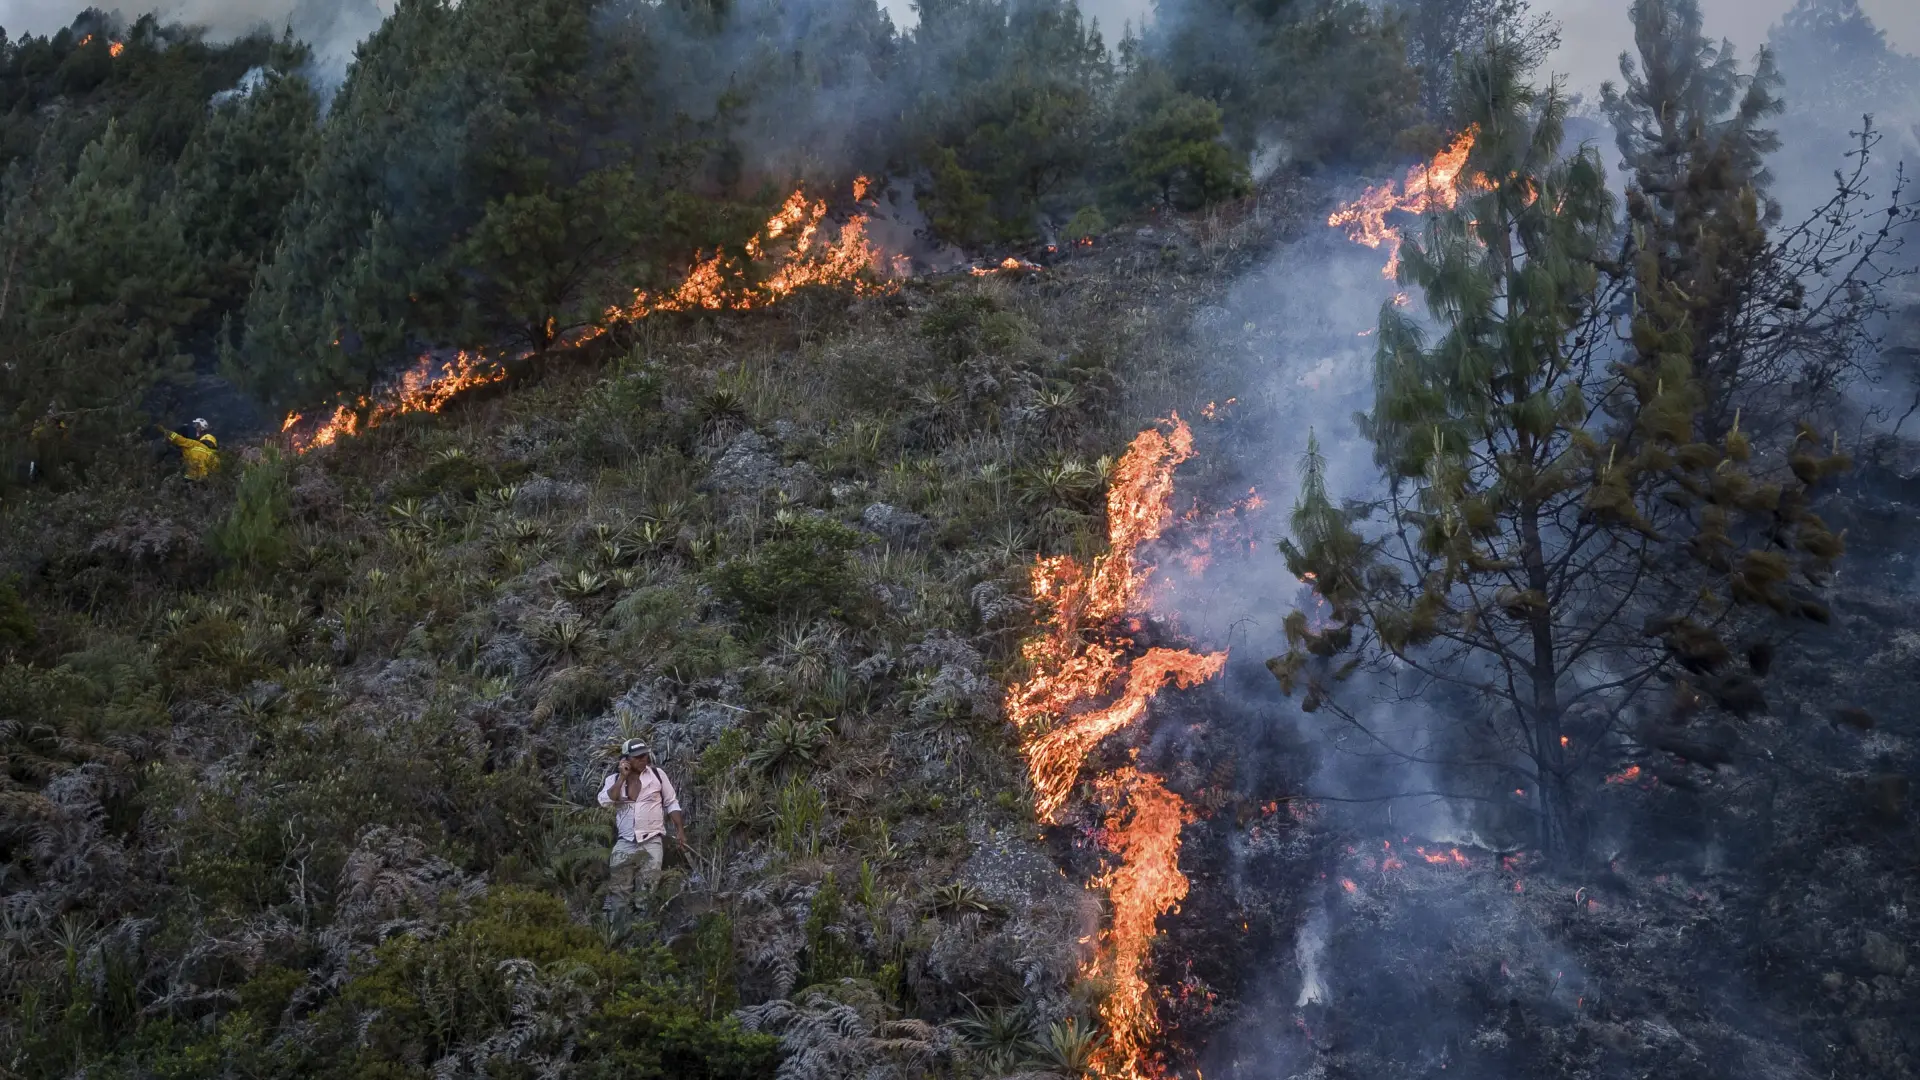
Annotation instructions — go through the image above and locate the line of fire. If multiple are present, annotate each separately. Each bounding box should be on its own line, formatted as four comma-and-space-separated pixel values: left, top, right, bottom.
270, 132, 1511, 1080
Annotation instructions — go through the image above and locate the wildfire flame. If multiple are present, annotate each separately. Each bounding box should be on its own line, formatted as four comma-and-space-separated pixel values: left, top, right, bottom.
286, 351, 508, 454
1006, 414, 1225, 1078
1328, 126, 1481, 278
1024, 647, 1226, 823
284, 181, 897, 452
608, 185, 896, 319
109, 40, 124, 57
1090, 768, 1195, 1080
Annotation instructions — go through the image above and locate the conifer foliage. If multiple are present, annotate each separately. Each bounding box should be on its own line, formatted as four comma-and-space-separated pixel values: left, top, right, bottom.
1268, 36, 1863, 866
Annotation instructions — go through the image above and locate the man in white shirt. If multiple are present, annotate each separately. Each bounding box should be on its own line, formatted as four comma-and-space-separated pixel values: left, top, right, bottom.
597, 739, 685, 916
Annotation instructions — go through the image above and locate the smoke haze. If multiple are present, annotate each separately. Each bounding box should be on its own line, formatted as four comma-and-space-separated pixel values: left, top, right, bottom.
6, 0, 1914, 98
0, 0, 391, 71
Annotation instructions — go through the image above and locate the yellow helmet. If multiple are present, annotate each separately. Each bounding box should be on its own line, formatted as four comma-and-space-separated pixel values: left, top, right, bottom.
200, 435, 218, 448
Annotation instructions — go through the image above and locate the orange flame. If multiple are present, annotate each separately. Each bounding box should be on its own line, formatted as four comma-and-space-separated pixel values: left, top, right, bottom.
1606, 765, 1642, 785
1006, 415, 1224, 1078
1090, 767, 1194, 1080
970, 255, 1043, 277
109, 40, 124, 57
608, 181, 896, 319
1328, 126, 1481, 278
284, 182, 897, 452
1024, 647, 1225, 823
1008, 416, 1200, 746
287, 351, 506, 454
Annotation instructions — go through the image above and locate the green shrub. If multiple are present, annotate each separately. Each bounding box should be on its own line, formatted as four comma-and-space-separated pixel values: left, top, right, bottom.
919, 292, 1030, 363
800, 873, 865, 990
708, 515, 864, 620
0, 575, 33, 655
577, 991, 780, 1080
320, 887, 776, 1079
1063, 205, 1106, 241
209, 448, 292, 571
389, 448, 524, 502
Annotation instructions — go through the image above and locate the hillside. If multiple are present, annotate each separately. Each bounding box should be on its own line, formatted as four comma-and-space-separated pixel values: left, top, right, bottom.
4, 1, 1920, 1079
0, 205, 1297, 1076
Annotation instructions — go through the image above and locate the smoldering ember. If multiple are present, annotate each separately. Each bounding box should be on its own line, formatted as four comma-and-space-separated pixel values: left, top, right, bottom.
1, 0, 1918, 1078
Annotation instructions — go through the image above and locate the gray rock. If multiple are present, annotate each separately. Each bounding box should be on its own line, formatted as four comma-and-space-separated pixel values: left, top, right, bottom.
861, 502, 930, 546
960, 828, 1070, 908
778, 460, 820, 503
1863, 930, 1909, 976
704, 432, 780, 494
513, 476, 588, 513
602, 678, 748, 765
702, 431, 818, 503
1849, 1018, 1904, 1071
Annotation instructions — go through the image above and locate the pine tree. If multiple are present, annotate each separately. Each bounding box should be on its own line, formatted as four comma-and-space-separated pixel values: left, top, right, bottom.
1, 122, 203, 477
236, 0, 713, 408
1147, 0, 1420, 166
170, 39, 320, 332
1602, 0, 1783, 436
1388, 0, 1559, 119
1267, 41, 1848, 866
1114, 65, 1249, 210
906, 0, 1113, 240
1768, 0, 1918, 114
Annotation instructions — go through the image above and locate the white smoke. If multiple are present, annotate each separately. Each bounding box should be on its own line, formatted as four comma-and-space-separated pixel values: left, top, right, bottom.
1292, 904, 1330, 1007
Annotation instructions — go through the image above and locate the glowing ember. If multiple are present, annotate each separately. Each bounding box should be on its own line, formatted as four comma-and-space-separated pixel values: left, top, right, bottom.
1606, 765, 1643, 785
1089, 767, 1193, 1080
969, 255, 1044, 276
1415, 846, 1470, 867
1328, 126, 1481, 278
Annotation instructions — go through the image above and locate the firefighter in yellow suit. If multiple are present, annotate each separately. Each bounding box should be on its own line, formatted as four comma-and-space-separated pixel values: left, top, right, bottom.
163, 419, 220, 479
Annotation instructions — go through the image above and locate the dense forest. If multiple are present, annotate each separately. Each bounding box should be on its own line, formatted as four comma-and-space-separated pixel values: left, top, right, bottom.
1, 0, 1917, 1078
0, 0, 1427, 478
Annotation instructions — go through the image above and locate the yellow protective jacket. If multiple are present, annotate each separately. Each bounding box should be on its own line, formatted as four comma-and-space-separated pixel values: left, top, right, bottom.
165, 430, 220, 479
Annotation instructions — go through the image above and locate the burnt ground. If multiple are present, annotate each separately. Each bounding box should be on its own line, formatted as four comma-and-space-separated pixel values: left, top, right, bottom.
1115, 445, 1920, 1080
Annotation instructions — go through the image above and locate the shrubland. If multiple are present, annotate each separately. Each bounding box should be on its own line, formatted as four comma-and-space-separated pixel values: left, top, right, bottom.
1, 0, 1917, 1076
0, 213, 1284, 1073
